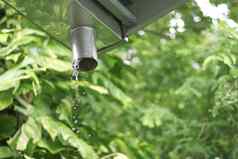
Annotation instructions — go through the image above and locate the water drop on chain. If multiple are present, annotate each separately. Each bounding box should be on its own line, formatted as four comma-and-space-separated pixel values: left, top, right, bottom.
72, 69, 79, 80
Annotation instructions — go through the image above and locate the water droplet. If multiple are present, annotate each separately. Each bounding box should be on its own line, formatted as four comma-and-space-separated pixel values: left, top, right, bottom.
76, 130, 80, 133
74, 120, 78, 124
72, 69, 79, 80
124, 36, 129, 42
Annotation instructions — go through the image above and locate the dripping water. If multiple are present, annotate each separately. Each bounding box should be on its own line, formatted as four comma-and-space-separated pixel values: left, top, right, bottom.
72, 60, 80, 80
72, 69, 79, 80
71, 66, 93, 138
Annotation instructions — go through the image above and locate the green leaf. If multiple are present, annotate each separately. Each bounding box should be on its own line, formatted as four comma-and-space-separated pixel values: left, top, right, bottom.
95, 74, 132, 106
8, 118, 41, 151
0, 147, 15, 159
37, 138, 64, 154
0, 91, 13, 111
0, 33, 9, 44
73, 81, 109, 95
39, 116, 98, 159
0, 69, 26, 91
22, 118, 42, 144
141, 107, 177, 128
230, 68, 238, 78
26, 54, 71, 72
110, 139, 133, 159
0, 36, 37, 57
23, 155, 35, 159
6, 53, 22, 63
56, 98, 72, 126
0, 67, 41, 94
203, 55, 223, 69
0, 29, 45, 58
0, 114, 17, 140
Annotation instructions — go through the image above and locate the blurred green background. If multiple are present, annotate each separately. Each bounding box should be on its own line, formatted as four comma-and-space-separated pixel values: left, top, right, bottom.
0, 0, 238, 159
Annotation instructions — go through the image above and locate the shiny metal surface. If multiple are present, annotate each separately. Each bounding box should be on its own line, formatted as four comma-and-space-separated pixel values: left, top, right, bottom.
77, 0, 122, 39
70, 0, 97, 72
97, 0, 136, 26
125, 0, 186, 34
71, 26, 97, 71
3, 0, 121, 50
2, 0, 186, 51
88, 0, 186, 35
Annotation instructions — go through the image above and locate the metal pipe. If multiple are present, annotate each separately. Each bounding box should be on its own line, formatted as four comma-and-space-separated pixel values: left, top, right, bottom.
70, 0, 98, 72
97, 0, 136, 26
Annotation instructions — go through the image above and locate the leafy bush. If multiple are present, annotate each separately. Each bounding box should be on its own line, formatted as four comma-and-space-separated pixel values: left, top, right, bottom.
0, 1, 238, 159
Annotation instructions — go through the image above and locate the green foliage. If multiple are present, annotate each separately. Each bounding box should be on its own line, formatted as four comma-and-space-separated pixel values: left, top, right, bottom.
0, 146, 15, 158
0, 115, 17, 140
0, 91, 13, 111
0, 0, 238, 159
